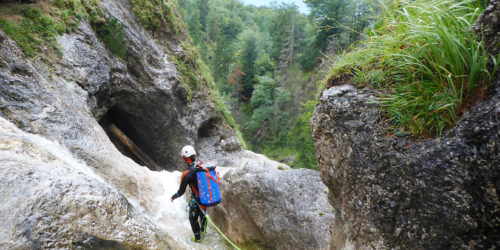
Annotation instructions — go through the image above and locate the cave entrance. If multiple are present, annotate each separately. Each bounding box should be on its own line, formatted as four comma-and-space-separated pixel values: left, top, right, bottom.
93, 84, 210, 171
99, 106, 161, 170
94, 88, 190, 171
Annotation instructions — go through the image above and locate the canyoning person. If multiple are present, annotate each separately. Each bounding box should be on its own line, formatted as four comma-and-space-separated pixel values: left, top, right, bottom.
170, 145, 208, 243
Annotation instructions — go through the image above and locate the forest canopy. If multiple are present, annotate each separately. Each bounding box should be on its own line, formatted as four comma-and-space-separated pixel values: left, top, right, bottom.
175, 0, 379, 169
175, 0, 496, 169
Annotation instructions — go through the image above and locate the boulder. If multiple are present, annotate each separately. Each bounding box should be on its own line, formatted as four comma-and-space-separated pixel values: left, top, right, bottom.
312, 2, 500, 248
211, 153, 334, 250
311, 79, 500, 249
474, 0, 500, 56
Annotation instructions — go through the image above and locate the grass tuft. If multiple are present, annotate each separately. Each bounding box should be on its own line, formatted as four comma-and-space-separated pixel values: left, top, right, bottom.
128, 0, 182, 38
327, 0, 499, 137
0, 6, 65, 57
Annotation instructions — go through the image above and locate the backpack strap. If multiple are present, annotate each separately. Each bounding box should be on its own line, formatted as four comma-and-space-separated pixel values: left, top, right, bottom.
181, 169, 199, 196
181, 169, 189, 181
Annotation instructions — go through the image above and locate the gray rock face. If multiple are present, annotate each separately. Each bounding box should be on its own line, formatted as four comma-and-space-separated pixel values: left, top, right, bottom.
312, 3, 500, 249
211, 152, 334, 250
0, 117, 171, 249
311, 76, 500, 248
0, 1, 331, 249
0, 0, 240, 172
474, 0, 500, 56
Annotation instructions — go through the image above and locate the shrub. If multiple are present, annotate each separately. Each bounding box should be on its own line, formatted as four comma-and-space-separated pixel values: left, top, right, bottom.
95, 17, 127, 58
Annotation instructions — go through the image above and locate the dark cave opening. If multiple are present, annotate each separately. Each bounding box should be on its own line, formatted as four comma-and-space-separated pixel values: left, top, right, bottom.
98, 106, 162, 171
93, 86, 191, 171
198, 117, 221, 138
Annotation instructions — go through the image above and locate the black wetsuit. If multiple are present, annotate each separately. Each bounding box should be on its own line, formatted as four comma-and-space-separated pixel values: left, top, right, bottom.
171, 163, 207, 241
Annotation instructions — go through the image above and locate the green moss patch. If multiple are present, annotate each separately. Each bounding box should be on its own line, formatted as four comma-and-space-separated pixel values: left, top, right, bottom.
128, 0, 182, 38
0, 0, 126, 58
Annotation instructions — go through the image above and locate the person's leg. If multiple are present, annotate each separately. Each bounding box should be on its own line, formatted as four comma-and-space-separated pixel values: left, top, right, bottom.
189, 201, 201, 241
200, 209, 207, 233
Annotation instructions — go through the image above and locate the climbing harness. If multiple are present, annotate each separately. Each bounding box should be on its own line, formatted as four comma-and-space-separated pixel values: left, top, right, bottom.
192, 198, 241, 250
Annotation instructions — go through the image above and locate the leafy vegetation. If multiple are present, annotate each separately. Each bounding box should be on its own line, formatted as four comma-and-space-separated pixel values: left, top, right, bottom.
175, 0, 378, 169
128, 0, 181, 37
0, 0, 127, 58
328, 0, 498, 137
0, 6, 66, 57
96, 17, 127, 58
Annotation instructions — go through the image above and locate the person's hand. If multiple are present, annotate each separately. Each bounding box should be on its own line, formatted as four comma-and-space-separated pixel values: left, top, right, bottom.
170, 197, 174, 202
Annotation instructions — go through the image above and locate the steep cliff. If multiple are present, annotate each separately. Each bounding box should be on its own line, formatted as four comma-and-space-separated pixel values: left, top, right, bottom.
0, 0, 240, 172
0, 0, 333, 248
311, 2, 500, 249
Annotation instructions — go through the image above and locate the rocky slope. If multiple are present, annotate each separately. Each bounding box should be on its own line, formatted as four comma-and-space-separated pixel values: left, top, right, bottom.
311, 2, 500, 249
0, 0, 333, 248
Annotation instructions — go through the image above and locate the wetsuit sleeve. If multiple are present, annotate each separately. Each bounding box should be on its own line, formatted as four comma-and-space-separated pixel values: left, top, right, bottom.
171, 171, 192, 200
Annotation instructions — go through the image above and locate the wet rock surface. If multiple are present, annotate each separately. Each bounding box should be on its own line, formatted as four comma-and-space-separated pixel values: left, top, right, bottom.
474, 0, 500, 56
0, 117, 171, 249
311, 63, 500, 249
211, 151, 334, 250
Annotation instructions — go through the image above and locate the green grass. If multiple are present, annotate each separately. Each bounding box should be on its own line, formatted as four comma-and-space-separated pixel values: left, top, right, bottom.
128, 0, 181, 37
0, 0, 126, 58
95, 17, 127, 58
0, 6, 65, 57
328, 0, 499, 137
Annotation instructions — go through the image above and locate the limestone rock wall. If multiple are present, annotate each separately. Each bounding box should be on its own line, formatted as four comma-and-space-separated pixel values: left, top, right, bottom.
311, 2, 500, 248
474, 0, 500, 56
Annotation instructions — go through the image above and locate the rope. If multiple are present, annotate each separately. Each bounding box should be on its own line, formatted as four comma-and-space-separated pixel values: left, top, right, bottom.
192, 197, 241, 250
204, 213, 241, 250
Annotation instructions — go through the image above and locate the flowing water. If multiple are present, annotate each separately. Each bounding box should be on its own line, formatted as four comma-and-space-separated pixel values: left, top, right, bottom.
0, 117, 230, 249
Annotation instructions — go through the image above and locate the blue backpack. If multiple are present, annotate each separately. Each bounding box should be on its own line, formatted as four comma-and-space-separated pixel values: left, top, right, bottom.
194, 162, 222, 207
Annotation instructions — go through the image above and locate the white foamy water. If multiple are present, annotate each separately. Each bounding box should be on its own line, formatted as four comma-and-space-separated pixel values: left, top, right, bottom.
150, 170, 231, 249
0, 117, 230, 249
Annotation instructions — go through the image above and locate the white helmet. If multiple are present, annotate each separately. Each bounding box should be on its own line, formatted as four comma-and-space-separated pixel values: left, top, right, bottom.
181, 145, 196, 158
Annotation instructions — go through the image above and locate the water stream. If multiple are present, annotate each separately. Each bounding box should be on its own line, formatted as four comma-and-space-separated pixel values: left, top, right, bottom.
0, 117, 230, 249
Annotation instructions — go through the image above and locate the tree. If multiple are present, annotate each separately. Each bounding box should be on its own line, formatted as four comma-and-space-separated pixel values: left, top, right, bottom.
226, 62, 246, 101
188, 8, 202, 44
278, 4, 298, 74
239, 30, 261, 101
254, 52, 276, 77
212, 14, 242, 83
197, 0, 209, 32
288, 100, 317, 169
270, 3, 308, 72
304, 0, 352, 61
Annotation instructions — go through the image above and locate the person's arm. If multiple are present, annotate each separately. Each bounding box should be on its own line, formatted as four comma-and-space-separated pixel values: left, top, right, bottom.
171, 171, 191, 201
